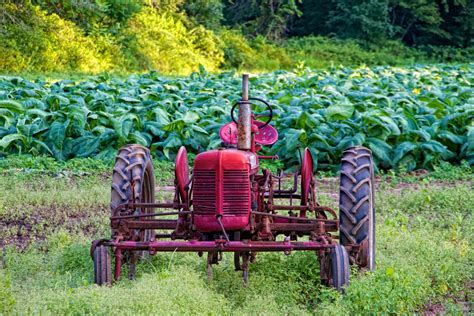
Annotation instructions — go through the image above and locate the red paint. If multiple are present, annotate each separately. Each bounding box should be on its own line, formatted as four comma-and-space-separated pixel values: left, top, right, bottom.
193, 149, 258, 232
219, 121, 278, 146
91, 75, 374, 289
300, 148, 314, 209
175, 146, 189, 204
109, 240, 334, 252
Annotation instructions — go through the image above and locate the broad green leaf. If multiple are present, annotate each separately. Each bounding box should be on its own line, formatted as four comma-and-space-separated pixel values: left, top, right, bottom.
71, 136, 100, 157
163, 134, 182, 148
183, 111, 200, 124
393, 142, 417, 164
367, 137, 392, 166
437, 131, 464, 145
118, 96, 141, 103
325, 102, 354, 120
421, 140, 447, 153
153, 108, 170, 125
0, 100, 24, 113
0, 133, 26, 148
47, 121, 68, 148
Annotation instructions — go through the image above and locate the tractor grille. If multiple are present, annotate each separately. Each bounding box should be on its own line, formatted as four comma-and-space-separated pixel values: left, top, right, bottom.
193, 170, 216, 214
223, 170, 249, 215
193, 169, 250, 215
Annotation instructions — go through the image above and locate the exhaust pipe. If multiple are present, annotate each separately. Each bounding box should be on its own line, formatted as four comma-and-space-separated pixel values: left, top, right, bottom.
237, 74, 251, 150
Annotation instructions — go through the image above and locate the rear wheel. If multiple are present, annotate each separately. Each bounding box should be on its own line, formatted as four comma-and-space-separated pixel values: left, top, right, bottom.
93, 245, 112, 285
111, 144, 155, 259
339, 146, 375, 271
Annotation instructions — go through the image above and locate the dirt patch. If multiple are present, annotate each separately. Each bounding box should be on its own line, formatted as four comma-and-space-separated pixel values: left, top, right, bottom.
0, 204, 109, 250
421, 281, 473, 315
423, 303, 445, 315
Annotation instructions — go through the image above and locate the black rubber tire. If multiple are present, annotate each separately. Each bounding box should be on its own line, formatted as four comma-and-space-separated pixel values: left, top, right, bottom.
93, 245, 112, 285
329, 244, 350, 292
111, 144, 155, 253
339, 146, 375, 271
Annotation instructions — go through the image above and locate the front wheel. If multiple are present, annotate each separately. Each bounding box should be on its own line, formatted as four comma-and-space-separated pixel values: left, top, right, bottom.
320, 244, 350, 292
93, 245, 112, 285
339, 146, 375, 271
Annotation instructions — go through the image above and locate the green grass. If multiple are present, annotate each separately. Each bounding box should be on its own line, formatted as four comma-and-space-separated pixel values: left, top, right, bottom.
0, 156, 472, 314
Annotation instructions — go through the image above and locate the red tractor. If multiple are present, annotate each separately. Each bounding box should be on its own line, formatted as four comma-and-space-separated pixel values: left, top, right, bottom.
91, 75, 375, 291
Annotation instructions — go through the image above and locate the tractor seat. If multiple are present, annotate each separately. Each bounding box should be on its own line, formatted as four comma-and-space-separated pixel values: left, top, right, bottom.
219, 121, 278, 146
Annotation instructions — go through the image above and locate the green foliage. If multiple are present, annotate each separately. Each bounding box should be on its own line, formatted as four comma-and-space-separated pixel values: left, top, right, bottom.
32, 0, 110, 33
420, 45, 474, 64
219, 30, 293, 70
389, 0, 445, 45
0, 154, 111, 175
0, 271, 15, 314
0, 163, 472, 313
327, 0, 391, 43
224, 0, 302, 40
184, 0, 224, 30
0, 2, 122, 73
148, 0, 186, 13
121, 7, 224, 74
0, 2, 224, 75
1, 1, 472, 75
292, 0, 474, 47
284, 36, 426, 68
1, 64, 472, 171
218, 29, 259, 69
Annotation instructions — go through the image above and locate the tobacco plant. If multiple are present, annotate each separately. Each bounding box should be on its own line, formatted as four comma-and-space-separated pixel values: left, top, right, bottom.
0, 64, 472, 171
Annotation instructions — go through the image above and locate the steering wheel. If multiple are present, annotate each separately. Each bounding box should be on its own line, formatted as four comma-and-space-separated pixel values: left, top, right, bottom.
231, 97, 273, 129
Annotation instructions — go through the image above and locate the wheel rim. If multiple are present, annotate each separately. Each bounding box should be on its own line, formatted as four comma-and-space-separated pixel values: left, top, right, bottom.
139, 167, 154, 242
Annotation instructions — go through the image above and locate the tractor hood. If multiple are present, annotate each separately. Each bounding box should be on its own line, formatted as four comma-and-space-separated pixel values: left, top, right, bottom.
192, 149, 258, 232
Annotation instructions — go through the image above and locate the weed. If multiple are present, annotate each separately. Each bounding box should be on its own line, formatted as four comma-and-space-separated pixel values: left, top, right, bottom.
0, 157, 472, 313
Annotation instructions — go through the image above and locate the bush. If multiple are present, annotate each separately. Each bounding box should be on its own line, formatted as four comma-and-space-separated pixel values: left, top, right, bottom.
1, 2, 472, 75
184, 0, 224, 30
0, 3, 121, 73
122, 7, 224, 74
420, 45, 474, 63
283, 36, 428, 68
250, 35, 293, 70
218, 28, 258, 69
219, 29, 293, 71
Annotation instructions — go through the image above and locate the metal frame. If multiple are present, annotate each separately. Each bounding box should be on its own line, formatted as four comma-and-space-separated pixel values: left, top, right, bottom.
91, 74, 365, 288
96, 168, 345, 283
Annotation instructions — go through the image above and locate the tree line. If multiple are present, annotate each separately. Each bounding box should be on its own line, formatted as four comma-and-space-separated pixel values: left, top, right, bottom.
16, 0, 472, 47
225, 0, 473, 46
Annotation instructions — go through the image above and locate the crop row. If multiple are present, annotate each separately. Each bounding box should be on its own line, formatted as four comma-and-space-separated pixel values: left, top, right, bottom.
0, 64, 473, 171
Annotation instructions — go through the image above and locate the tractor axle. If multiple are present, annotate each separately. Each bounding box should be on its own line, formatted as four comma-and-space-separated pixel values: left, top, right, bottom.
107, 240, 335, 252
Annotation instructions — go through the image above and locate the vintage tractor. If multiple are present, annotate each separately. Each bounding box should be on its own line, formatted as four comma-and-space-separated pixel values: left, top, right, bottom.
91, 74, 375, 291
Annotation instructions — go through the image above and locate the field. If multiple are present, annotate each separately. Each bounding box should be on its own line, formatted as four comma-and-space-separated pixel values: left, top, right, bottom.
0, 64, 473, 315
1, 64, 473, 171
0, 157, 472, 314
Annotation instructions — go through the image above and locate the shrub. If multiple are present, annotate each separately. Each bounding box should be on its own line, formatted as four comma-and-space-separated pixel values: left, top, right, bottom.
250, 35, 293, 70
0, 2, 121, 73
219, 29, 294, 71
122, 7, 224, 74
184, 0, 224, 30
283, 36, 428, 68
218, 28, 259, 69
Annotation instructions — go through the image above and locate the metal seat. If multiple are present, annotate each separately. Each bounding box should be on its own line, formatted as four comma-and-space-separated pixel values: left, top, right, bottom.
219, 121, 278, 146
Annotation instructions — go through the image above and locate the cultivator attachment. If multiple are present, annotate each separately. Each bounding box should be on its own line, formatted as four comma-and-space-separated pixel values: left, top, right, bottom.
91, 75, 375, 292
